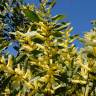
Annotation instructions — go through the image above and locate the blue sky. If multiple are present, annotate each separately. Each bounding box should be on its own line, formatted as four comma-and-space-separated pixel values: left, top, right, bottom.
7, 0, 96, 55
25, 0, 96, 48
52, 0, 96, 35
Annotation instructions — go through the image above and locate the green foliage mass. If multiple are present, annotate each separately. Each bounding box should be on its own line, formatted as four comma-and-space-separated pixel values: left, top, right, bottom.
0, 0, 96, 96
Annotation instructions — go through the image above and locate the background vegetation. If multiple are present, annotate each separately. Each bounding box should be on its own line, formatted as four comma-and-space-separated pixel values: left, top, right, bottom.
0, 0, 96, 95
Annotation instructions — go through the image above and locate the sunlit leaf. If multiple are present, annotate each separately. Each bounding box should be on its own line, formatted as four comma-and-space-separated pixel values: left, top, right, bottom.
52, 15, 65, 22
54, 22, 70, 31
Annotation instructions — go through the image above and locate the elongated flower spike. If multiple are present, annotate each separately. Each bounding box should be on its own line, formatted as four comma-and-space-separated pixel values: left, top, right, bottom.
7, 55, 13, 68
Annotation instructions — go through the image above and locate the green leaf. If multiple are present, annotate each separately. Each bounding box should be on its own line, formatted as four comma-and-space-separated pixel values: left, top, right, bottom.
52, 53, 60, 63
16, 54, 26, 64
10, 89, 19, 96
25, 11, 40, 22
69, 35, 79, 43
31, 50, 42, 57
0, 5, 4, 11
54, 86, 66, 95
30, 65, 46, 76
54, 22, 70, 31
52, 15, 65, 22
70, 35, 79, 39
54, 73, 68, 83
53, 31, 63, 37
0, 14, 4, 18
0, 75, 14, 92
47, 0, 56, 8
32, 38, 44, 44
78, 38, 85, 43
20, 0, 24, 3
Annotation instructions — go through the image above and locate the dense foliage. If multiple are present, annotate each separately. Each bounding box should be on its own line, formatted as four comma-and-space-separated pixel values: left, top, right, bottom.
0, 0, 96, 96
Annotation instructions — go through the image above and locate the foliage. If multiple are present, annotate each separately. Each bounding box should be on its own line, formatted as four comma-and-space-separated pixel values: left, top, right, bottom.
0, 0, 96, 96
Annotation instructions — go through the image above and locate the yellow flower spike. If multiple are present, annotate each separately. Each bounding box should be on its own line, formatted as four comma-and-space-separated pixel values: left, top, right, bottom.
51, 65, 59, 71
84, 84, 90, 96
39, 75, 50, 83
41, 26, 48, 33
24, 69, 32, 79
28, 90, 36, 96
50, 59, 53, 64
93, 47, 96, 56
24, 81, 34, 89
71, 80, 86, 84
0, 64, 5, 71
34, 80, 38, 90
1, 56, 6, 64
12, 80, 20, 88
76, 55, 91, 71
79, 62, 90, 71
5, 88, 10, 95
26, 27, 32, 35
59, 42, 68, 48
21, 44, 33, 52
65, 31, 70, 38
44, 88, 54, 96
17, 91, 21, 96
54, 84, 63, 91
15, 65, 23, 76
36, 44, 45, 50
65, 27, 73, 37
5, 66, 14, 74
1, 61, 14, 74
16, 31, 25, 37
35, 33, 45, 40
27, 37, 32, 45
7, 55, 13, 68
39, 22, 48, 30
